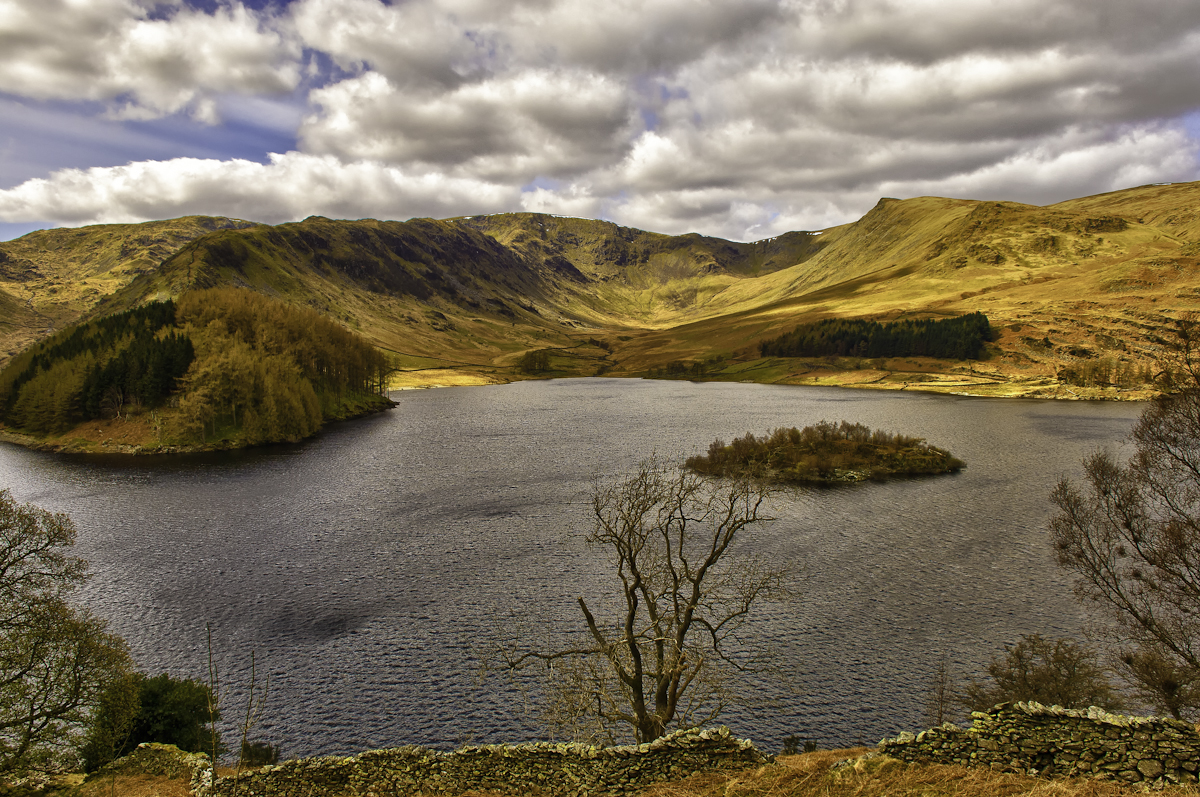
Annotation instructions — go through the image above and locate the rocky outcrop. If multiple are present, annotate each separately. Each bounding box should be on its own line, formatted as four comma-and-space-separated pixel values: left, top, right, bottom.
200, 726, 768, 797
880, 701, 1200, 786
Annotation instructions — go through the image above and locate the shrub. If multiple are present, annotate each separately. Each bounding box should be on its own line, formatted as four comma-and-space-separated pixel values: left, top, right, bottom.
240, 740, 280, 767
84, 672, 222, 771
959, 635, 1121, 712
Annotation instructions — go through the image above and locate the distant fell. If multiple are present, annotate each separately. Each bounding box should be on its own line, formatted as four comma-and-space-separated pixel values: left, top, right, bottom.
2, 182, 1199, 399
455, 212, 823, 280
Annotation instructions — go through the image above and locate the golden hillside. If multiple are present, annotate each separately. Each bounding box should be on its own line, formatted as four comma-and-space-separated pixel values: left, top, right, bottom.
2, 181, 1198, 397
0, 216, 257, 362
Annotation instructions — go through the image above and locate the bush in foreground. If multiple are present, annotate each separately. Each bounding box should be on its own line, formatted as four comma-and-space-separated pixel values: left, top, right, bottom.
82, 672, 222, 772
958, 635, 1123, 714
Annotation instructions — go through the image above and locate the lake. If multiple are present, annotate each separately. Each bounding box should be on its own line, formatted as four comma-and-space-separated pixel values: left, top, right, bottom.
0, 378, 1143, 756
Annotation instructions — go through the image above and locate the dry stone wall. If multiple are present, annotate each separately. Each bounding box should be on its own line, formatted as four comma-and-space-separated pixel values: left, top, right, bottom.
199, 726, 768, 797
880, 701, 1200, 786
93, 743, 211, 782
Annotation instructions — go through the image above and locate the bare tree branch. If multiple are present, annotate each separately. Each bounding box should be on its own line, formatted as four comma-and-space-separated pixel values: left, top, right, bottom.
498, 458, 795, 743
1051, 316, 1200, 718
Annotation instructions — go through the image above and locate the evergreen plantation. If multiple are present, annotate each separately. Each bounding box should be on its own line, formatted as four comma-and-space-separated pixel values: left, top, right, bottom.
758, 312, 994, 361
0, 288, 392, 448
0, 301, 192, 434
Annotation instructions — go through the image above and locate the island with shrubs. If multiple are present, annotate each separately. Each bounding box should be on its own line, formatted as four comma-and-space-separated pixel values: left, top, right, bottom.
685, 420, 964, 484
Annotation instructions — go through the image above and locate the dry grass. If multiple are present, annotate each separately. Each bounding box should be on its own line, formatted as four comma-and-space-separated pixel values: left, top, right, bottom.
59, 773, 192, 797
639, 749, 1200, 797
390, 369, 509, 389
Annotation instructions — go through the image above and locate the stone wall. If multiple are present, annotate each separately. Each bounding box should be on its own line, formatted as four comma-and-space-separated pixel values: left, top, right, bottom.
93, 742, 210, 782
199, 726, 768, 797
880, 701, 1200, 786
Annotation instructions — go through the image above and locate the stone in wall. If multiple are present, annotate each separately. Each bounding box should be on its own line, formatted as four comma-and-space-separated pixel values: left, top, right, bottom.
879, 701, 1200, 786
199, 726, 769, 797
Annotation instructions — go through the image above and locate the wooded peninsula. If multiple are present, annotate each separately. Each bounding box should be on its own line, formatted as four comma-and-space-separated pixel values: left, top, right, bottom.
0, 287, 393, 451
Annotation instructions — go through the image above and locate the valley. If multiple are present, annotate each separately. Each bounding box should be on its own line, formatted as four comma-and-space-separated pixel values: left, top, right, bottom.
2, 181, 1199, 401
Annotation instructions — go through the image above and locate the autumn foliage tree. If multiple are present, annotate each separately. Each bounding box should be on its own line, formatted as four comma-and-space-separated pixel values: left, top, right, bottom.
172, 288, 391, 444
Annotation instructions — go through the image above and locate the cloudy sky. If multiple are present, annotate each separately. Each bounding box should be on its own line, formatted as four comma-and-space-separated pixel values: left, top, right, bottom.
1, 0, 1198, 242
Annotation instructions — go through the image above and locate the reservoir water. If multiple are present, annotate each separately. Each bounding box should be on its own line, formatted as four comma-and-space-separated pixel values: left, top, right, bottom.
0, 378, 1143, 755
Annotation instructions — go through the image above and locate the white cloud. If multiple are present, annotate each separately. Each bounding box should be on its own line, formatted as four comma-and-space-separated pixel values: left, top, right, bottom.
300, 68, 634, 181
519, 185, 601, 219
876, 123, 1200, 205
1, 0, 1199, 240
0, 0, 301, 120
291, 0, 480, 87
0, 153, 519, 226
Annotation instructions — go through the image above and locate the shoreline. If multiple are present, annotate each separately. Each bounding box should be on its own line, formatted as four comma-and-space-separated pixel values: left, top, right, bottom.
0, 371, 1152, 457
391, 367, 1158, 402
0, 396, 397, 456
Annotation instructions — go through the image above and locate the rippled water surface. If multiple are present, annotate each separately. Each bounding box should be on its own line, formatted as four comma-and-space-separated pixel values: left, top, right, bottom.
0, 379, 1143, 754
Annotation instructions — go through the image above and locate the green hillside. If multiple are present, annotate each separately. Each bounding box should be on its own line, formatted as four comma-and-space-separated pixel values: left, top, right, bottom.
0, 216, 258, 364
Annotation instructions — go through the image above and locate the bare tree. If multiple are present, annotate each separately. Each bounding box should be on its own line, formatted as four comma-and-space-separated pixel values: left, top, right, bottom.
1113, 647, 1200, 720
1050, 315, 1200, 718
923, 654, 956, 727
502, 459, 793, 744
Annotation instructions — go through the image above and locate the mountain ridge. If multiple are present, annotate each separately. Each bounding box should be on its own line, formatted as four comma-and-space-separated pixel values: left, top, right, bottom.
2, 182, 1198, 398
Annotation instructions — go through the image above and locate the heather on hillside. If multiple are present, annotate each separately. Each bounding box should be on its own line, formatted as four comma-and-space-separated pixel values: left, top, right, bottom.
759, 313, 993, 360
0, 287, 393, 448
685, 421, 964, 484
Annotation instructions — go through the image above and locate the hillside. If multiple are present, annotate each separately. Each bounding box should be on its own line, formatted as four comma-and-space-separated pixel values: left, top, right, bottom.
0, 216, 258, 363
611, 185, 1200, 397
2, 182, 1199, 398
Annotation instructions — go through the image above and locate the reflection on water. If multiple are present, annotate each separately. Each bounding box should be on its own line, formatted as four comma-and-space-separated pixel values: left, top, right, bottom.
0, 379, 1142, 755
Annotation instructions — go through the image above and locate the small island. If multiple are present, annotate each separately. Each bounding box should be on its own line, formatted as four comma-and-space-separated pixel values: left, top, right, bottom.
685, 420, 964, 484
